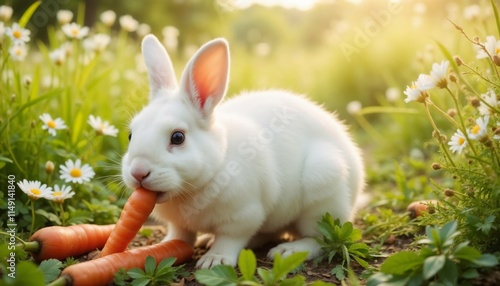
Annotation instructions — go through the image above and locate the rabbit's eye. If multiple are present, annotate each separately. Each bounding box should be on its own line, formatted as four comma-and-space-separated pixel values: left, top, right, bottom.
128, 133, 132, 141
171, 131, 185, 145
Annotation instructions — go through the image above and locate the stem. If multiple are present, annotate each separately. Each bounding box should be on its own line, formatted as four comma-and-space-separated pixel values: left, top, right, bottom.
354, 113, 384, 143
60, 203, 66, 226
0, 231, 28, 246
46, 276, 71, 286
30, 199, 35, 237
423, 100, 456, 167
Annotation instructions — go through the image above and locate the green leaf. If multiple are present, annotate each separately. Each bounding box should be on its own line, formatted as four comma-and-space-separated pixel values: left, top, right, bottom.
437, 258, 457, 286
6, 261, 45, 286
352, 255, 369, 269
194, 265, 238, 286
127, 268, 146, 279
35, 209, 62, 225
423, 255, 446, 280
280, 275, 306, 285
472, 254, 499, 267
144, 256, 156, 276
238, 249, 257, 281
461, 268, 479, 279
331, 265, 346, 280
18, 1, 42, 27
272, 251, 307, 281
257, 268, 274, 285
155, 257, 177, 278
492, 0, 500, 36
380, 251, 423, 275
317, 221, 335, 241
131, 277, 152, 286
439, 221, 458, 242
38, 259, 63, 283
340, 221, 354, 241
453, 246, 481, 262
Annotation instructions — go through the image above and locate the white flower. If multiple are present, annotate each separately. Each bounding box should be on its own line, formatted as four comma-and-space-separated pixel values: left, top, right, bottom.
476, 35, 500, 59
468, 116, 489, 140
385, 87, 400, 102
346, 101, 362, 114
5, 23, 31, 44
60, 159, 95, 184
448, 129, 467, 154
9, 42, 28, 61
49, 48, 66, 65
46, 185, 75, 203
119, 15, 138, 32
17, 179, 52, 200
428, 60, 449, 88
57, 10, 73, 25
464, 4, 481, 21
83, 33, 110, 53
39, 113, 67, 136
478, 89, 499, 116
88, 115, 118, 137
0, 5, 13, 22
162, 26, 179, 51
404, 74, 432, 103
137, 23, 151, 38
62, 22, 89, 39
100, 10, 116, 26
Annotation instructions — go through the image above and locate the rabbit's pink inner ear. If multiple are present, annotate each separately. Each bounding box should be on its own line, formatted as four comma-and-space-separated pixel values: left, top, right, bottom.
190, 42, 229, 113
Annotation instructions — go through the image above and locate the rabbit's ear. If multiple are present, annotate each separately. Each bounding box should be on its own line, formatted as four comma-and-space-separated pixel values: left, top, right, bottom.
180, 38, 229, 117
142, 34, 178, 96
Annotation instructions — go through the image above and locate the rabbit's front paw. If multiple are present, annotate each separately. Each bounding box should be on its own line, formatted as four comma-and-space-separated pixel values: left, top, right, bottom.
268, 238, 322, 260
196, 251, 237, 269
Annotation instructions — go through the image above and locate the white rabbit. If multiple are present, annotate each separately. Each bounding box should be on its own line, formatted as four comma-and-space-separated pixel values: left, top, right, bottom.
122, 34, 365, 269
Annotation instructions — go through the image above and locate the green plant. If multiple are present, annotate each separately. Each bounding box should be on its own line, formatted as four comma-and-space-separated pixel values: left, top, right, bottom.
315, 213, 371, 276
367, 221, 498, 286
195, 249, 333, 286
113, 256, 188, 286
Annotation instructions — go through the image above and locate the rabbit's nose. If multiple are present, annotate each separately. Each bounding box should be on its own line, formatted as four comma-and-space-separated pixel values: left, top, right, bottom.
131, 168, 151, 182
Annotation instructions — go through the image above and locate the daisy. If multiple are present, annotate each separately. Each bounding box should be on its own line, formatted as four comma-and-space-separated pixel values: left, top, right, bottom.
5, 22, 31, 44
49, 48, 66, 65
119, 15, 138, 32
448, 129, 467, 154
57, 10, 73, 25
476, 36, 500, 59
0, 5, 13, 22
17, 179, 52, 200
46, 185, 75, 203
9, 42, 28, 61
137, 23, 151, 38
428, 60, 449, 89
39, 113, 67, 136
88, 115, 119, 136
83, 34, 110, 53
346, 101, 362, 115
478, 89, 499, 116
60, 159, 95, 184
62, 22, 89, 39
404, 74, 432, 103
100, 10, 116, 27
385, 87, 400, 102
468, 116, 489, 140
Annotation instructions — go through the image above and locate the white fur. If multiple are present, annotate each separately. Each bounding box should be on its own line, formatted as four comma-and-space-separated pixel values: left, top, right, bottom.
122, 35, 365, 269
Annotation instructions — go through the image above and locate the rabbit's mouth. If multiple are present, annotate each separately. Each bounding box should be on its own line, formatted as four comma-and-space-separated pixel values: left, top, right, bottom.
155, 191, 171, 203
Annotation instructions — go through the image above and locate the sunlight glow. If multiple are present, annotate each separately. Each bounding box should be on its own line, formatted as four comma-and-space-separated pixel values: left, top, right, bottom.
233, 0, 322, 10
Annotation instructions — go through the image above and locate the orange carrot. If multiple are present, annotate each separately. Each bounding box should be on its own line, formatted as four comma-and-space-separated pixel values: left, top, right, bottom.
25, 224, 115, 262
48, 240, 193, 286
99, 187, 158, 257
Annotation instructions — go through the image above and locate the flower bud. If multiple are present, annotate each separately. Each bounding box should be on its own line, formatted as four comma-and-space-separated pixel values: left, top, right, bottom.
447, 108, 457, 117
454, 56, 463, 66
431, 162, 442, 170
448, 73, 458, 83
45, 161, 55, 174
470, 97, 480, 107
493, 54, 500, 66
444, 188, 454, 197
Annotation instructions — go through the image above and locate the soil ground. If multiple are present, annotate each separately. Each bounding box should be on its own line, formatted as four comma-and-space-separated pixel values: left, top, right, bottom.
114, 225, 500, 286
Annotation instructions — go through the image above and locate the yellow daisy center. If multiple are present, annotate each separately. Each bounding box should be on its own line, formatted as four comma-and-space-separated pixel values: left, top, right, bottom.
13, 30, 21, 39
71, 28, 79, 36
471, 125, 481, 135
30, 188, 41, 195
70, 168, 82, 178
47, 120, 56, 128
15, 49, 22, 56
496, 47, 500, 55
458, 137, 465, 145
53, 191, 62, 197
